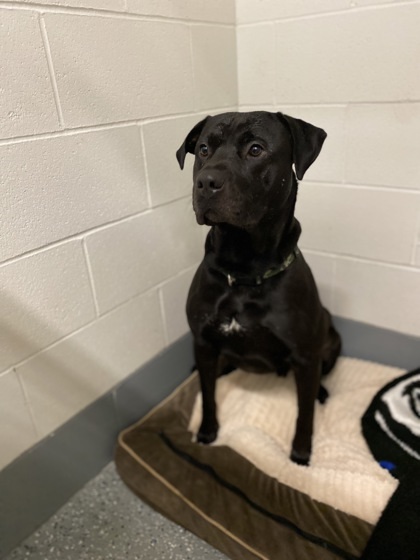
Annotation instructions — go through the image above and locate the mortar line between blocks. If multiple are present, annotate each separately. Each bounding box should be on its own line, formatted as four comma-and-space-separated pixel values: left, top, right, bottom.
188, 24, 198, 113
342, 103, 350, 184
0, 106, 238, 147
96, 264, 200, 321
158, 288, 170, 347
0, 194, 195, 269
82, 239, 100, 317
10, 266, 196, 372
0, 2, 235, 26
240, 101, 420, 109
237, 0, 420, 27
39, 15, 64, 129
272, 23, 277, 108
12, 254, 194, 369
138, 125, 153, 208
9, 283, 161, 371
302, 248, 420, 272
303, 181, 420, 195
331, 257, 338, 317
0, 237, 77, 269
410, 211, 420, 265
14, 367, 42, 440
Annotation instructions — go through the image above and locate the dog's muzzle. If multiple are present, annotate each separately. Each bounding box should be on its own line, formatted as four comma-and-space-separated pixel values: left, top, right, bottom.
193, 169, 228, 225
195, 169, 225, 194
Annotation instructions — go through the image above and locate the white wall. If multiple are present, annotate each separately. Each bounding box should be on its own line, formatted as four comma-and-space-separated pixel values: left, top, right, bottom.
0, 0, 237, 469
237, 0, 420, 336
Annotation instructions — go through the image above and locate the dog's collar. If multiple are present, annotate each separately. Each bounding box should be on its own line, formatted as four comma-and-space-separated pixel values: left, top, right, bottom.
214, 247, 300, 287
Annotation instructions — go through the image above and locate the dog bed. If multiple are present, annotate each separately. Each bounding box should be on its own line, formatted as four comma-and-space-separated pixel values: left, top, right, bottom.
115, 357, 404, 560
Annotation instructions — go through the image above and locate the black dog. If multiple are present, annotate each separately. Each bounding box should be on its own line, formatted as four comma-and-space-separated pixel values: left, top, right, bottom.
176, 111, 341, 465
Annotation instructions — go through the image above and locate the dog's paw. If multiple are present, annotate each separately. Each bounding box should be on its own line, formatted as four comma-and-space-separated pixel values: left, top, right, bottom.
196, 420, 219, 445
290, 449, 311, 466
196, 430, 218, 445
317, 384, 329, 404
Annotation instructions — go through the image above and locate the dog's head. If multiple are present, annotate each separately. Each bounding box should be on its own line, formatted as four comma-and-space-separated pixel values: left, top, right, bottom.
176, 111, 326, 228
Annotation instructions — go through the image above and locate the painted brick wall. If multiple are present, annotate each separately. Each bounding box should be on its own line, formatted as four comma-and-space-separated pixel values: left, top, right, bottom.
2, 0, 419, 473
0, 0, 237, 469
237, 0, 420, 337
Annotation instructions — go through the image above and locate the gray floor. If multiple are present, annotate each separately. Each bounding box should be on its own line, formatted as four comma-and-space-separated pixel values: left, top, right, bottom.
6, 462, 228, 560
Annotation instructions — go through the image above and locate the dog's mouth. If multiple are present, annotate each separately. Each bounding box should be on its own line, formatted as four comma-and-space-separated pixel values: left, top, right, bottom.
193, 203, 220, 226
195, 205, 247, 228
199, 209, 219, 226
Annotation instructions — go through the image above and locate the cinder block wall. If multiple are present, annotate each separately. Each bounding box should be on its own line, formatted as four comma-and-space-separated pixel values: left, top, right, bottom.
0, 0, 237, 470
237, 0, 420, 334
2, 0, 419, 475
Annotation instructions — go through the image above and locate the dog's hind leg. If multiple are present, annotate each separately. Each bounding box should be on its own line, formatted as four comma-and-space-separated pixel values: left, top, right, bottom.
218, 355, 235, 378
317, 384, 329, 404
194, 343, 221, 445
321, 310, 342, 376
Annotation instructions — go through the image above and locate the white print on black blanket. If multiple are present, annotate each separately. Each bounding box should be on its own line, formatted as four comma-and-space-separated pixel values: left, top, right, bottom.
374, 372, 420, 462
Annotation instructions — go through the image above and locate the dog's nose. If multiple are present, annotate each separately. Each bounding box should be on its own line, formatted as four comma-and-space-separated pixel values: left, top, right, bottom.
196, 172, 224, 192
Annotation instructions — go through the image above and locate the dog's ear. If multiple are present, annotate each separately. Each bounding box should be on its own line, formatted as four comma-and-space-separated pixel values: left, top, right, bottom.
277, 113, 327, 180
176, 116, 211, 170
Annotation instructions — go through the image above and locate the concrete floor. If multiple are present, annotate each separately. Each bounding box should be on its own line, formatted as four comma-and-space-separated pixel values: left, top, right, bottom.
5, 462, 228, 560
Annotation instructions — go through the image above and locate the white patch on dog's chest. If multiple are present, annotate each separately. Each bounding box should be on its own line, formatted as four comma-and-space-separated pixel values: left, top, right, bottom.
219, 317, 244, 335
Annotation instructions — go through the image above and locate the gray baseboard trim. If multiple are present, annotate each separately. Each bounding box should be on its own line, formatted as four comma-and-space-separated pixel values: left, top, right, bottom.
1, 319, 419, 558
0, 334, 194, 559
335, 316, 420, 371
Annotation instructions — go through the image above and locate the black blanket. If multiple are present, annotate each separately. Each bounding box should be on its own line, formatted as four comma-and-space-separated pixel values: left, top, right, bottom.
361, 368, 420, 559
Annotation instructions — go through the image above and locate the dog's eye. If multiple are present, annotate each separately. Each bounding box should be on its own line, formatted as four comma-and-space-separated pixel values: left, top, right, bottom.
199, 144, 209, 157
249, 144, 263, 157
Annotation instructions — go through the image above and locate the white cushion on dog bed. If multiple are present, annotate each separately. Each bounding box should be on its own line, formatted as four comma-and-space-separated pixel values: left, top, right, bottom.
189, 357, 401, 524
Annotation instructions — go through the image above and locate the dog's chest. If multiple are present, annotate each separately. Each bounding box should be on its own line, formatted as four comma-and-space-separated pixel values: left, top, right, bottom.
202, 290, 290, 372
209, 307, 274, 361
219, 316, 244, 335
207, 290, 268, 339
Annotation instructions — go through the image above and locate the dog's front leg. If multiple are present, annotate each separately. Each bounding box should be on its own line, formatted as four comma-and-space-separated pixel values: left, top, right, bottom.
291, 358, 322, 466
194, 342, 220, 444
